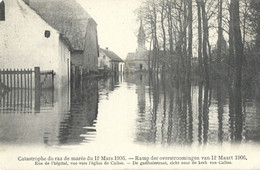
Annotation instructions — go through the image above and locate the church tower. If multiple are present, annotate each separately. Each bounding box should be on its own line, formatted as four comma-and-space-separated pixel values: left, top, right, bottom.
137, 19, 146, 50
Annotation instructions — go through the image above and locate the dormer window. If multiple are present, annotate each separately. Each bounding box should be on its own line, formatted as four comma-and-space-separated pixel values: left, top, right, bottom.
0, 0, 5, 21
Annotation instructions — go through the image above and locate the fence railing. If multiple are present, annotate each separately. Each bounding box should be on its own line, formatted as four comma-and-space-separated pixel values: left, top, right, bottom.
0, 67, 55, 90
41, 70, 55, 89
0, 67, 55, 113
0, 68, 33, 90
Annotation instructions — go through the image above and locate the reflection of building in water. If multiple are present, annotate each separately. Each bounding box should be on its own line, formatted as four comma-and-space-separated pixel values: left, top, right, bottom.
43, 86, 71, 145
58, 78, 98, 144
0, 85, 70, 145
137, 74, 146, 114
98, 74, 123, 101
135, 73, 147, 116
0, 77, 99, 145
126, 73, 160, 143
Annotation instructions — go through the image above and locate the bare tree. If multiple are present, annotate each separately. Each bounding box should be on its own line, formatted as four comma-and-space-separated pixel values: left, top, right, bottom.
196, 0, 203, 75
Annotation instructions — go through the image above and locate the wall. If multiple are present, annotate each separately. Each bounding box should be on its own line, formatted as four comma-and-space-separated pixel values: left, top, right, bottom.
83, 19, 99, 72
0, 0, 59, 71
125, 58, 148, 72
134, 59, 148, 71
125, 49, 149, 73
119, 62, 124, 74
71, 51, 84, 68
98, 50, 111, 70
125, 59, 135, 73
134, 49, 149, 71
0, 0, 70, 88
58, 37, 71, 87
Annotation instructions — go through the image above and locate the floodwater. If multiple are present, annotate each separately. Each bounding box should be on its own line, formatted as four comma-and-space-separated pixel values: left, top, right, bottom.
0, 72, 259, 147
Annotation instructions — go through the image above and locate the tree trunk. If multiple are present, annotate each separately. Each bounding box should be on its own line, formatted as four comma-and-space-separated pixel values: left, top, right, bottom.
167, 0, 174, 72
160, 0, 166, 77
196, 0, 203, 76
183, 0, 188, 73
188, 0, 192, 80
217, 0, 223, 64
232, 0, 243, 141
201, 0, 209, 85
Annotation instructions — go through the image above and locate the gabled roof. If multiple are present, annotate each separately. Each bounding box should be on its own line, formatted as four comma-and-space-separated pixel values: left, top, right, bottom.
23, 0, 96, 51
100, 48, 124, 62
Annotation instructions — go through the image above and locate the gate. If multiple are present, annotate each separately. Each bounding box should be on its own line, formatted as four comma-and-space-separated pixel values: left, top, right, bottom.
0, 67, 55, 112
0, 67, 55, 90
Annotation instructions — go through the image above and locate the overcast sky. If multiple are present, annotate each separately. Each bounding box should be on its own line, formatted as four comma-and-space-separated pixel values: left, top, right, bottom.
76, 0, 143, 60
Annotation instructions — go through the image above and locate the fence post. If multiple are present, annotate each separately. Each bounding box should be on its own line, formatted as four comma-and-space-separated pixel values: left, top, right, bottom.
10, 69, 12, 89
52, 70, 54, 90
3, 69, 5, 85
34, 67, 40, 112
6, 69, 9, 88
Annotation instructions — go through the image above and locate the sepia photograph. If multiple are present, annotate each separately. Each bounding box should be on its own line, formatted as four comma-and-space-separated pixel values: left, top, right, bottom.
0, 0, 259, 169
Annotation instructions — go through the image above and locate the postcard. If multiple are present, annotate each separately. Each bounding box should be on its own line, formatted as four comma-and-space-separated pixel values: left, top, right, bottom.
0, 0, 259, 169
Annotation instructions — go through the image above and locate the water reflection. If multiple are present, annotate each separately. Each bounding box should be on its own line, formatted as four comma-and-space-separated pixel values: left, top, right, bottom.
0, 77, 98, 145
125, 72, 259, 145
58, 78, 98, 144
0, 72, 259, 146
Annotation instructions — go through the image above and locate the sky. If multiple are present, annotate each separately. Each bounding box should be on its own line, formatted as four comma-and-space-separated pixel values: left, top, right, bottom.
76, 0, 143, 60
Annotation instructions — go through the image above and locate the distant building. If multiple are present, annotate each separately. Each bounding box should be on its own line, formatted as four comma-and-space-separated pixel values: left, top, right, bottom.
125, 20, 149, 73
98, 48, 124, 73
0, 0, 72, 87
212, 35, 228, 61
23, 0, 99, 74
98, 48, 111, 71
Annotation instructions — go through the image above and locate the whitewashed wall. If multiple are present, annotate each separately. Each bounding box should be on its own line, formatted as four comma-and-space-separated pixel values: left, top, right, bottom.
58, 38, 70, 86
98, 50, 111, 70
0, 0, 70, 88
119, 62, 124, 74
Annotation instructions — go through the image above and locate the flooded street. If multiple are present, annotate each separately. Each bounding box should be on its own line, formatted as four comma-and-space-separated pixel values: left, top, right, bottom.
0, 73, 259, 147
2, 0, 260, 169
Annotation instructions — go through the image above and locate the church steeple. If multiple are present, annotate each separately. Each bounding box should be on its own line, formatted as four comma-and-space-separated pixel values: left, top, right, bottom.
137, 19, 146, 49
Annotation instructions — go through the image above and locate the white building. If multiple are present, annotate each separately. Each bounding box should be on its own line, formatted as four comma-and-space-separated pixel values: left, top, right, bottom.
98, 48, 124, 74
98, 49, 111, 70
0, 0, 72, 87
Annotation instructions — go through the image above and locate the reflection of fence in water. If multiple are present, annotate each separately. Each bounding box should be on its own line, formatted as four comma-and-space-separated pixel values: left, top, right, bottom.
0, 89, 33, 113
0, 67, 55, 113
0, 89, 54, 114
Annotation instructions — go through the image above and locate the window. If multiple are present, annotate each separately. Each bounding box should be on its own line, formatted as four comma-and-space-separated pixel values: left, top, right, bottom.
45, 30, 50, 38
0, 0, 5, 21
